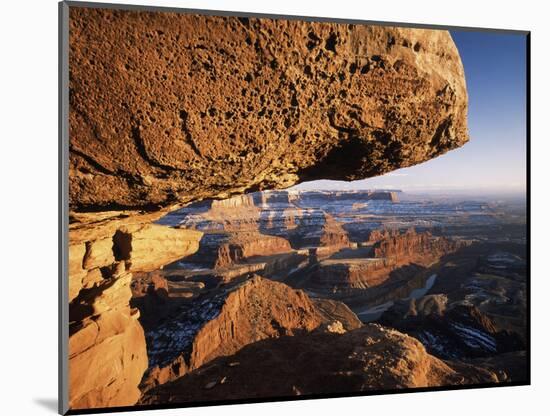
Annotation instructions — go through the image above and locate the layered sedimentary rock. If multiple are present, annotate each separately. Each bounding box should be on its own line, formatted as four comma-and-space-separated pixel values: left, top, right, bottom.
69, 9, 468, 212
309, 229, 462, 293
213, 232, 292, 269
379, 298, 526, 362
373, 228, 462, 259
113, 224, 202, 271
140, 276, 324, 390
69, 269, 148, 409
68, 224, 202, 409
313, 258, 397, 291
161, 192, 353, 251
312, 298, 363, 330
139, 324, 496, 404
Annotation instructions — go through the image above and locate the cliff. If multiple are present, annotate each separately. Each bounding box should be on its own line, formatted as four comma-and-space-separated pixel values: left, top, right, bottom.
373, 228, 464, 259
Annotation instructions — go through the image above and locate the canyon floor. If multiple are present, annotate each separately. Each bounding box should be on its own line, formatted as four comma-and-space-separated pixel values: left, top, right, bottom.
127, 189, 527, 405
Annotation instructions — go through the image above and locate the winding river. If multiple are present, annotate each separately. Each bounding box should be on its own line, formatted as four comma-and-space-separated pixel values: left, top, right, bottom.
355, 273, 438, 322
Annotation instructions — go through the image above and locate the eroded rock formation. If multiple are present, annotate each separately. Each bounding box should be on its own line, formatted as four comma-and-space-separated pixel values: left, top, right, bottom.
309, 229, 463, 293
373, 228, 464, 260
69, 8, 468, 213
188, 231, 293, 269
139, 276, 324, 390
139, 324, 497, 404
68, 224, 202, 409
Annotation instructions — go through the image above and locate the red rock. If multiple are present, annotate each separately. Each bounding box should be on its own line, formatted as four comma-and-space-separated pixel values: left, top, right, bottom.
139, 324, 497, 405
69, 9, 468, 212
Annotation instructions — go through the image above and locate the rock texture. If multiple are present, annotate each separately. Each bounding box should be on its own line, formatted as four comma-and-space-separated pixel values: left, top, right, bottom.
67, 7, 471, 409
379, 299, 526, 361
308, 229, 463, 293
69, 269, 148, 409
188, 231, 293, 269
69, 8, 468, 212
373, 228, 463, 260
68, 223, 202, 409
140, 276, 324, 390
113, 224, 202, 271
139, 324, 496, 405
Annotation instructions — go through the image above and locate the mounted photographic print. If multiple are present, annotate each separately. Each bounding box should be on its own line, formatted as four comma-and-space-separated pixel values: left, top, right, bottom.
59, 1, 530, 414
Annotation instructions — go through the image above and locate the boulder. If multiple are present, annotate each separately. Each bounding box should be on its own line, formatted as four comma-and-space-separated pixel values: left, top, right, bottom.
69, 9, 468, 212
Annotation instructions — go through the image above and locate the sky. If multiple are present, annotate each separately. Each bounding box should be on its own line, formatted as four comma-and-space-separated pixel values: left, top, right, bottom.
293, 30, 527, 194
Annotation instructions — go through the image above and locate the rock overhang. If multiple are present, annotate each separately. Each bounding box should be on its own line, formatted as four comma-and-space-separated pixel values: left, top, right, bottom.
68, 8, 469, 218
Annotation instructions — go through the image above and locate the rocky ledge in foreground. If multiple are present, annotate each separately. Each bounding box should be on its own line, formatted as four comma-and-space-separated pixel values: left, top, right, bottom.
139, 323, 497, 405
69, 9, 468, 212
138, 276, 361, 391
68, 223, 203, 409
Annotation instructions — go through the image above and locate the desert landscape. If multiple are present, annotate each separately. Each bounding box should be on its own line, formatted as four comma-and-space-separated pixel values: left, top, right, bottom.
66, 6, 527, 412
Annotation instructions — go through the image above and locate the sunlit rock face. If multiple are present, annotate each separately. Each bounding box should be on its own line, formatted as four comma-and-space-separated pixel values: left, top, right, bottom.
139, 276, 326, 391
69, 8, 468, 213
68, 224, 202, 409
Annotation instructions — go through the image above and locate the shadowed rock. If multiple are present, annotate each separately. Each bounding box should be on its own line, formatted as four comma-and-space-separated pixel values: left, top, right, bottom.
139, 324, 497, 405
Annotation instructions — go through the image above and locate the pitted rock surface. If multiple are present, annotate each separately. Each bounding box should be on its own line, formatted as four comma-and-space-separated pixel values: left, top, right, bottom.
69, 8, 468, 212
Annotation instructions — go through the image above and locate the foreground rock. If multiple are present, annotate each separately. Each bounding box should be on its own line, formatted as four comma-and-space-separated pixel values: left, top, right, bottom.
69, 268, 148, 409
67, 7, 471, 409
139, 324, 496, 404
139, 276, 325, 391
68, 224, 202, 409
69, 9, 468, 212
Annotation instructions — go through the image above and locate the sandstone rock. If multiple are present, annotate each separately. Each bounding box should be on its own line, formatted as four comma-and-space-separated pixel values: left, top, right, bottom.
66, 7, 472, 409
325, 320, 347, 334
81, 268, 105, 291
113, 224, 203, 272
139, 276, 324, 390
69, 272, 148, 409
373, 228, 464, 259
69, 9, 468, 212
67, 222, 202, 409
308, 229, 465, 293
140, 356, 188, 393
83, 238, 115, 269
68, 243, 87, 302
213, 232, 293, 268
312, 298, 363, 330
313, 257, 396, 291
189, 276, 322, 370
139, 324, 497, 405
379, 300, 526, 361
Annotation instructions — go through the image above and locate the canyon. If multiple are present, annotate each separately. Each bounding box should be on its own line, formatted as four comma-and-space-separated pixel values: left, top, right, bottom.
65, 7, 526, 412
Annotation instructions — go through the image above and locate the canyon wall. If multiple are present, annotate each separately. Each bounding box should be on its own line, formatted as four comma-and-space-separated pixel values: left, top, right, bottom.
373, 228, 464, 259
67, 6, 469, 410
68, 224, 202, 409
